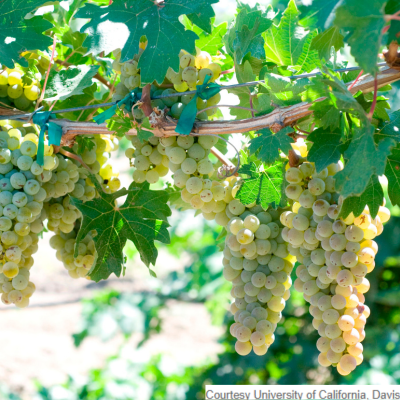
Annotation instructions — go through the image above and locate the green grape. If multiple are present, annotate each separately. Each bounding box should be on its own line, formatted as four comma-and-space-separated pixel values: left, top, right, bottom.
186, 176, 203, 194
0, 85, 8, 98
181, 93, 196, 105
7, 84, 23, 99
0, 70, 8, 85
144, 170, 159, 184
14, 93, 32, 111
173, 81, 188, 93
207, 93, 221, 107
198, 135, 218, 149
182, 66, 198, 84
198, 68, 213, 84
181, 158, 197, 175
8, 71, 22, 85
12, 192, 28, 208
170, 103, 185, 119
10, 173, 26, 189
17, 155, 33, 171
24, 180, 40, 195
180, 54, 195, 68
187, 143, 206, 161
24, 85, 40, 101
197, 159, 213, 174
162, 89, 179, 107
195, 52, 211, 69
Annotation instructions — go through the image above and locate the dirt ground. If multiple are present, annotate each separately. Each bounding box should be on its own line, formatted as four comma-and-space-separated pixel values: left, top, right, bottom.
0, 230, 223, 399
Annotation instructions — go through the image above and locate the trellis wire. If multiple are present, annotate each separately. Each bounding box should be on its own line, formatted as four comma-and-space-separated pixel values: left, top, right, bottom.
0, 63, 387, 122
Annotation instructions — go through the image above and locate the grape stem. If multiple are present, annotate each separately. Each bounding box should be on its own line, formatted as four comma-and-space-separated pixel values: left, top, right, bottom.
58, 148, 91, 171
36, 35, 57, 112
294, 126, 310, 135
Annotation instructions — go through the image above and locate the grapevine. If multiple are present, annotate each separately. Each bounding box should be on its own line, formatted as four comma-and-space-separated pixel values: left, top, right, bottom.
0, 0, 400, 381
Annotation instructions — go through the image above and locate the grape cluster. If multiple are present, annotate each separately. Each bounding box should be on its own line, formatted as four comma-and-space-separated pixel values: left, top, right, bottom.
223, 196, 294, 356
0, 120, 59, 308
0, 65, 41, 111
47, 135, 121, 278
112, 46, 222, 121
126, 135, 170, 184
281, 161, 390, 375
50, 225, 96, 280
162, 49, 222, 120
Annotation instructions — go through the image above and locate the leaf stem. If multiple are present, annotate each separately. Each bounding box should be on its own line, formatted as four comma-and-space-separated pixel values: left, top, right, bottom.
36, 35, 57, 111
348, 69, 364, 91
367, 73, 378, 121
221, 67, 235, 75
294, 126, 310, 135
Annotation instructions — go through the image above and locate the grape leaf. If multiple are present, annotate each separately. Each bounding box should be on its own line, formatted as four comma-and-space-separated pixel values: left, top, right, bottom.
386, 0, 400, 44
385, 145, 400, 207
44, 65, 100, 101
76, 0, 218, 85
259, 72, 308, 107
71, 177, 171, 282
229, 60, 255, 120
224, 2, 273, 61
309, 99, 341, 131
248, 127, 294, 165
299, 0, 340, 30
322, 73, 369, 123
311, 27, 344, 60
377, 110, 400, 143
307, 129, 348, 172
339, 175, 383, 219
186, 4, 216, 34
335, 125, 395, 197
0, 0, 53, 68
236, 162, 288, 210
263, 0, 320, 73
334, 0, 386, 74
195, 22, 228, 55
232, 6, 273, 63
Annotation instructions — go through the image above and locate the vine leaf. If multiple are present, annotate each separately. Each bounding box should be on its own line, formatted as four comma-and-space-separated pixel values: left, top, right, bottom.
385, 145, 400, 207
186, 4, 216, 34
263, 0, 319, 73
334, 0, 387, 74
76, 0, 218, 85
309, 99, 341, 131
339, 175, 383, 219
386, 0, 400, 45
232, 6, 273, 63
377, 110, 400, 143
311, 27, 344, 60
0, 0, 53, 68
307, 129, 348, 173
335, 125, 395, 198
44, 65, 100, 101
236, 162, 288, 210
71, 177, 171, 282
299, 0, 339, 30
193, 21, 228, 55
224, 2, 273, 61
248, 127, 294, 165
229, 60, 255, 120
